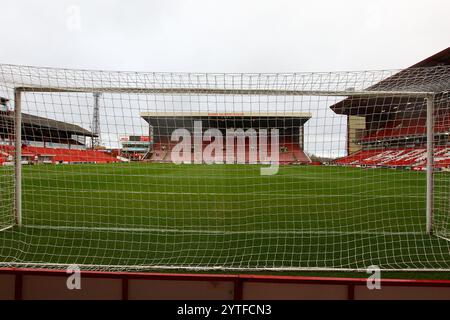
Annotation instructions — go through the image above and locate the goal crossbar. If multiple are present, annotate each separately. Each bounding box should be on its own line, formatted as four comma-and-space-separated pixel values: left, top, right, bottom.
14, 86, 433, 98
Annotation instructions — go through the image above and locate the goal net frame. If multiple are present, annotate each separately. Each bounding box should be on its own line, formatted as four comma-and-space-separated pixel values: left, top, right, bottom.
11, 86, 436, 230
0, 65, 449, 272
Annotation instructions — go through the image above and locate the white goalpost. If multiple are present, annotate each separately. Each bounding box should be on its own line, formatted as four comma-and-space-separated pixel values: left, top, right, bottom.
0, 64, 449, 271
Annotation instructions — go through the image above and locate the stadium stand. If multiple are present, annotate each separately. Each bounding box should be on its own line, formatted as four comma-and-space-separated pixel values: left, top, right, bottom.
140, 112, 312, 165
335, 147, 450, 169
150, 137, 309, 164
0, 99, 118, 165
331, 47, 450, 168
21, 146, 117, 164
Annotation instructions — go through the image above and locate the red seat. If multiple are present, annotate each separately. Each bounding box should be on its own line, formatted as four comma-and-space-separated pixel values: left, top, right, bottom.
336, 146, 450, 169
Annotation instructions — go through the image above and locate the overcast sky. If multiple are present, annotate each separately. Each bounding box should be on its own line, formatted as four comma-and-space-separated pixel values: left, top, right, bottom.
1, 0, 449, 72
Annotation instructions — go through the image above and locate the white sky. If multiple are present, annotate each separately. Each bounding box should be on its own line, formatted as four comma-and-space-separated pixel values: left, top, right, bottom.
1, 0, 449, 72
1, 0, 449, 157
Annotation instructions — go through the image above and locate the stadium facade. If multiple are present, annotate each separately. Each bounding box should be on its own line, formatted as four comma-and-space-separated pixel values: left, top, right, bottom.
333, 47, 450, 169
140, 112, 312, 164
119, 135, 152, 161
0, 98, 117, 165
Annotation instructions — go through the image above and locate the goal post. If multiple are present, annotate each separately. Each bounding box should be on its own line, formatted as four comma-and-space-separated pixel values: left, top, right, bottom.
14, 88, 22, 227
426, 94, 434, 235
0, 64, 449, 272
0, 94, 15, 232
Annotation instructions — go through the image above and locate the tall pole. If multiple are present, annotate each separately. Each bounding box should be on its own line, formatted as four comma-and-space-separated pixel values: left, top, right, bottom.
92, 92, 101, 148
14, 89, 22, 226
426, 94, 435, 234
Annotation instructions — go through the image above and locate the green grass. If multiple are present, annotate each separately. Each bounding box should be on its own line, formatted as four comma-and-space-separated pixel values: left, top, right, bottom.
1, 163, 450, 279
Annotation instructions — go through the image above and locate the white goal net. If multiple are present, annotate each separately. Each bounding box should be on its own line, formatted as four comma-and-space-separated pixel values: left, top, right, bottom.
0, 64, 449, 271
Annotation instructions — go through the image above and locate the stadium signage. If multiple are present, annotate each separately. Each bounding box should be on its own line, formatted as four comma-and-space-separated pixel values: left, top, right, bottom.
120, 136, 151, 142
171, 121, 279, 175
207, 112, 245, 117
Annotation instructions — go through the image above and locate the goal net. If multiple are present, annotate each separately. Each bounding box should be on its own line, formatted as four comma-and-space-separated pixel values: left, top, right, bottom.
0, 64, 449, 271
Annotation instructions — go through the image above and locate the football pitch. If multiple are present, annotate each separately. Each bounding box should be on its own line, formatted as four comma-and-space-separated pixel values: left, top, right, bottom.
1, 163, 450, 277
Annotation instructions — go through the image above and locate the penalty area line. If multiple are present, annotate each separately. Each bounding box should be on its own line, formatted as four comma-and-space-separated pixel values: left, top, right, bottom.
0, 225, 14, 232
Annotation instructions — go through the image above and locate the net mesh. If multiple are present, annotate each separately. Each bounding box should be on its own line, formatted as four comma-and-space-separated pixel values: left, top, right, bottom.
0, 64, 449, 271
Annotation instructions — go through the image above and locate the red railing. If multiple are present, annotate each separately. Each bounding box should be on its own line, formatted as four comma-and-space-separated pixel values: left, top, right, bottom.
1, 267, 450, 300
